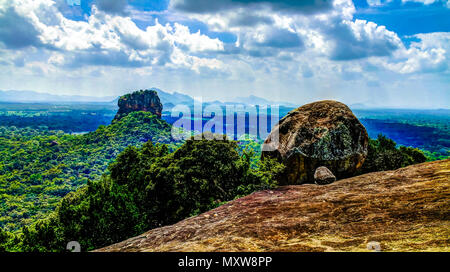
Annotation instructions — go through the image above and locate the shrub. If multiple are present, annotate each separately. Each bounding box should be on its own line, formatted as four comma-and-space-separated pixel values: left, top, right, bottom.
360, 134, 427, 174
17, 136, 283, 252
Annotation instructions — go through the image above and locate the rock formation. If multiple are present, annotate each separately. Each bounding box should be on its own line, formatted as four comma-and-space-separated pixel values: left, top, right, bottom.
114, 90, 163, 121
96, 159, 450, 252
314, 166, 336, 185
261, 100, 368, 184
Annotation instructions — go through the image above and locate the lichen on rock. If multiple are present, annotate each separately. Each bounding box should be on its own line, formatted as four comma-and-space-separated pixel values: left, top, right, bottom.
262, 100, 368, 185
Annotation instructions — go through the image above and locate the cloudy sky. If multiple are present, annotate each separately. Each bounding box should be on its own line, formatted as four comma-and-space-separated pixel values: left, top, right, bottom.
0, 0, 449, 108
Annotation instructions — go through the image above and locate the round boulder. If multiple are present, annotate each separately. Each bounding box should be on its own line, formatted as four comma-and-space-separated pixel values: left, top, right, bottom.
314, 166, 336, 185
261, 100, 368, 185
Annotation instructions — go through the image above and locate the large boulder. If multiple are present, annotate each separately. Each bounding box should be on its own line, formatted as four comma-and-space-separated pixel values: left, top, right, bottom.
114, 90, 163, 121
261, 100, 368, 184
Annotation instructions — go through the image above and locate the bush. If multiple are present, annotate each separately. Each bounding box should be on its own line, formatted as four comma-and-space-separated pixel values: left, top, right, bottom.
16, 136, 283, 252
0, 112, 175, 232
0, 228, 9, 252
360, 134, 427, 174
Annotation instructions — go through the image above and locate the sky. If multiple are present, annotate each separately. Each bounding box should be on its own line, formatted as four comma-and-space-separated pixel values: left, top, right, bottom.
0, 0, 449, 108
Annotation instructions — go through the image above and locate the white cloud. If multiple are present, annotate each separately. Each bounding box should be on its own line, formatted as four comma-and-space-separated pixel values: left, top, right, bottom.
368, 0, 450, 7
170, 0, 335, 14
367, 0, 394, 6
325, 19, 402, 60
172, 23, 224, 53
402, 0, 449, 6
378, 32, 449, 73
95, 0, 128, 16
0, 0, 225, 72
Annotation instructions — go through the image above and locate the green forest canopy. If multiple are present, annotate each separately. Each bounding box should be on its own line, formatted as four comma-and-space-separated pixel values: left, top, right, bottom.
0, 112, 176, 231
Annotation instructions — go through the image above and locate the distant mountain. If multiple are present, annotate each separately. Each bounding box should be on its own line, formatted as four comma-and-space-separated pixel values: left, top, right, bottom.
228, 95, 272, 105
0, 88, 296, 109
149, 88, 296, 108
350, 103, 369, 110
0, 90, 116, 103
227, 95, 296, 107
149, 88, 193, 105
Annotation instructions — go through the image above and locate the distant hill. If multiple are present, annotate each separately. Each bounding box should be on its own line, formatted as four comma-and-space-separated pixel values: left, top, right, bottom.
0, 89, 295, 109
149, 89, 297, 112
229, 95, 272, 105
349, 103, 369, 110
150, 88, 194, 106
227, 95, 296, 107
0, 90, 116, 103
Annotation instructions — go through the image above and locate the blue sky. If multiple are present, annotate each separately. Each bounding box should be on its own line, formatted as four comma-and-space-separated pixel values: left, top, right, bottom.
0, 0, 449, 108
354, 0, 450, 35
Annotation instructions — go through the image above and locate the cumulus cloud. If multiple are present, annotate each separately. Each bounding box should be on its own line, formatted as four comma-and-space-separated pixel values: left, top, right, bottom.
170, 0, 334, 14
95, 0, 129, 16
177, 0, 403, 61
368, 0, 450, 7
228, 12, 274, 27
0, 0, 225, 72
172, 23, 224, 53
378, 32, 450, 73
325, 19, 402, 60
254, 28, 303, 49
366, 0, 394, 6
402, 0, 450, 7
0, 5, 42, 49
2, 0, 446, 75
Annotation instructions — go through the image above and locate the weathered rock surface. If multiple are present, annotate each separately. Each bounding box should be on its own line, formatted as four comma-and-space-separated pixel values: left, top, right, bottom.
114, 90, 163, 120
96, 159, 450, 252
314, 166, 336, 185
262, 100, 368, 184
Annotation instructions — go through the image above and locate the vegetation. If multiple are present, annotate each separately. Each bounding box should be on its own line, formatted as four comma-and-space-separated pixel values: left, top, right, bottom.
356, 108, 449, 157
0, 112, 176, 231
0, 135, 283, 252
0, 227, 9, 252
0, 102, 116, 133
359, 134, 427, 174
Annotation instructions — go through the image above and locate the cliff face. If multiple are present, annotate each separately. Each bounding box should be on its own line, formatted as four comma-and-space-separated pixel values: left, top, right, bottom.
114, 90, 163, 120
96, 159, 449, 252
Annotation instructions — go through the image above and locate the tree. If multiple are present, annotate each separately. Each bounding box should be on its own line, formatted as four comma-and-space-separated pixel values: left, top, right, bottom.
0, 228, 9, 252
17, 136, 283, 252
360, 134, 427, 174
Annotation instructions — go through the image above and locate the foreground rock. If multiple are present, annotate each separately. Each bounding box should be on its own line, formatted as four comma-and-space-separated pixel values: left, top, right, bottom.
262, 100, 368, 184
314, 166, 336, 185
96, 159, 450, 252
114, 90, 163, 120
